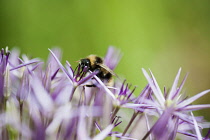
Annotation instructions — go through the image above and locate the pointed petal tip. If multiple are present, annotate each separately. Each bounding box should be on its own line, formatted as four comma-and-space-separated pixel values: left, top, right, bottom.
177, 89, 210, 108
141, 68, 147, 74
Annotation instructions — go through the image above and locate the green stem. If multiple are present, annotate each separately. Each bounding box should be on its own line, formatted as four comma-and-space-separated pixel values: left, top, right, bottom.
2, 98, 8, 140
56, 124, 62, 140
142, 129, 152, 140
3, 97, 8, 111
87, 88, 97, 106
90, 119, 96, 137
69, 86, 77, 102
110, 107, 120, 123
19, 101, 23, 140
78, 87, 86, 106
122, 112, 138, 136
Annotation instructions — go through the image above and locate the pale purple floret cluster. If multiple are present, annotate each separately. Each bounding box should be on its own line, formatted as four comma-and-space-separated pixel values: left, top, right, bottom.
0, 47, 210, 140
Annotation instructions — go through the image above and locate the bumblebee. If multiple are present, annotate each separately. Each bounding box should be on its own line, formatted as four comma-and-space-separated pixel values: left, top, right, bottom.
79, 55, 116, 86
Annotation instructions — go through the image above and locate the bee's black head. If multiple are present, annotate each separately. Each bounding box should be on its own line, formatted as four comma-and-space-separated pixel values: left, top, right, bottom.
80, 58, 91, 70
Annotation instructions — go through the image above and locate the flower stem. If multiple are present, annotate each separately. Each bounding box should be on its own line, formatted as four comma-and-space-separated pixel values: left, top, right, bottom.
122, 111, 138, 136
69, 86, 77, 102
56, 124, 62, 140
90, 119, 97, 137
110, 107, 120, 123
3, 97, 8, 111
2, 98, 8, 139
142, 128, 152, 140
19, 101, 23, 140
78, 87, 86, 106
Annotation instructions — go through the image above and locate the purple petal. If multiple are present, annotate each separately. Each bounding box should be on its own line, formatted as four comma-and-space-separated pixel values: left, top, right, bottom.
93, 74, 116, 100
145, 114, 152, 140
104, 46, 122, 70
114, 121, 122, 127
17, 69, 30, 101
48, 49, 74, 83
46, 103, 72, 134
0, 56, 6, 99
149, 69, 165, 102
172, 73, 188, 99
93, 125, 114, 140
119, 80, 126, 95
31, 111, 45, 140
63, 118, 77, 139
122, 103, 155, 109
77, 71, 97, 86
135, 84, 150, 104
181, 104, 210, 111
148, 107, 174, 139
110, 134, 138, 140
65, 61, 74, 76
95, 122, 102, 131
31, 75, 54, 113
31, 62, 44, 72
173, 112, 203, 129
8, 48, 20, 66
177, 130, 198, 139
51, 68, 60, 80
168, 117, 179, 140
47, 48, 62, 73
10, 59, 39, 71
191, 112, 202, 140
42, 64, 52, 92
127, 86, 136, 100
54, 84, 73, 105
77, 106, 90, 140
167, 68, 181, 100
142, 68, 165, 107
177, 89, 210, 108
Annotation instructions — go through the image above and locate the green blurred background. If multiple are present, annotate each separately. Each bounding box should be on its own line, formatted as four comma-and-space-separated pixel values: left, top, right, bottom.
0, 1, 209, 120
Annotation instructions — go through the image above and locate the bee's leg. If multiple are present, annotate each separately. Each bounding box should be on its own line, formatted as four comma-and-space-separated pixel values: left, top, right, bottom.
86, 84, 96, 87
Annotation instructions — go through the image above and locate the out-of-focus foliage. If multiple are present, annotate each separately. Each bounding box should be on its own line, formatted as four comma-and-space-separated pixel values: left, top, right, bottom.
0, 1, 209, 119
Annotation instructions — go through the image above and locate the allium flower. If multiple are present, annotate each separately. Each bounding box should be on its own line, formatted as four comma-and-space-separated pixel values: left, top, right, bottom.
139, 68, 210, 140
113, 80, 136, 106
0, 47, 209, 140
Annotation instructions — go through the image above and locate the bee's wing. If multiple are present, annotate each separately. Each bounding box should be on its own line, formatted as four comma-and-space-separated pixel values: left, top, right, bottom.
98, 64, 117, 77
